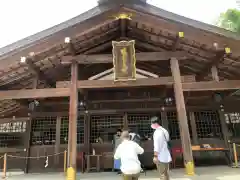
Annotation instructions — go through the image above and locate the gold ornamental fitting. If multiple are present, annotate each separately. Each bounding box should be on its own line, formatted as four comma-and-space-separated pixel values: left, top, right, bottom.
66, 167, 76, 180
114, 13, 132, 20
178, 31, 184, 38
225, 47, 231, 54
185, 161, 195, 176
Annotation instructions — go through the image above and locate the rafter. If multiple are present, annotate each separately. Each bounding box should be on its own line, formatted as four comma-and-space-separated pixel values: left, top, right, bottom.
172, 32, 184, 51
126, 33, 240, 79
81, 33, 118, 54
22, 54, 55, 87
128, 26, 215, 57
76, 27, 119, 54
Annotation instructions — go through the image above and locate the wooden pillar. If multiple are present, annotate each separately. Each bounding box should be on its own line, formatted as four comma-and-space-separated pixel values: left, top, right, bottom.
161, 111, 168, 131
84, 113, 90, 154
189, 112, 198, 144
24, 76, 38, 173
67, 61, 78, 179
123, 113, 128, 130
218, 110, 229, 146
83, 93, 90, 154
24, 117, 32, 173
210, 66, 229, 146
170, 57, 194, 175
54, 116, 61, 165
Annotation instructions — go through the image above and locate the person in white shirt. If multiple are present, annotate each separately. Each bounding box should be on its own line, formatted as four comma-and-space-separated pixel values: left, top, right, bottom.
151, 116, 172, 180
114, 131, 144, 180
114, 129, 122, 174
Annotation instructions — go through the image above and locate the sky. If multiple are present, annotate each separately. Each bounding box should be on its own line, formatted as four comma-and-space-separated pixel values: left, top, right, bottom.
0, 0, 238, 48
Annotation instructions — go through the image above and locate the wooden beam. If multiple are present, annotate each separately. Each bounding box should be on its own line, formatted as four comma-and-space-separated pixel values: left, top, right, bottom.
182, 80, 240, 91
61, 51, 189, 64
57, 77, 240, 92
0, 79, 239, 101
30, 96, 213, 109
30, 105, 218, 117
0, 117, 30, 124
0, 88, 70, 100
56, 75, 196, 89
0, 148, 25, 153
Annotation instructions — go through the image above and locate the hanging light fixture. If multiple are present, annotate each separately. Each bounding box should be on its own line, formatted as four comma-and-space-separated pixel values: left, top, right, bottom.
161, 106, 165, 111
28, 100, 40, 111
220, 104, 224, 112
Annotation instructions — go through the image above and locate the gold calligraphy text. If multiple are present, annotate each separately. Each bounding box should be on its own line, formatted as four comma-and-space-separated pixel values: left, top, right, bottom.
120, 48, 127, 73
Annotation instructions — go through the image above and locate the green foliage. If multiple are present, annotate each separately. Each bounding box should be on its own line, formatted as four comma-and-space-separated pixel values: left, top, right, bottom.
216, 9, 240, 33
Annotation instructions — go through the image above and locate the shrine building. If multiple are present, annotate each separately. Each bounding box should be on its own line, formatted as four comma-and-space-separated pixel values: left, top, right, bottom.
0, 0, 240, 176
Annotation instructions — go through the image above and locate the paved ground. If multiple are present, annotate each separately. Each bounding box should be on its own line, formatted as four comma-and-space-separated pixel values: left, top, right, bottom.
2, 166, 240, 180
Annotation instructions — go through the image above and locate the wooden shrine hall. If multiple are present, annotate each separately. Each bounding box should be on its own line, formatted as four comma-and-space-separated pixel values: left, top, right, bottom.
0, 0, 240, 177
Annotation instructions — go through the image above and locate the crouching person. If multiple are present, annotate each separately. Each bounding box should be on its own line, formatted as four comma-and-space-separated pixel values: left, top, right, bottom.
114, 131, 144, 180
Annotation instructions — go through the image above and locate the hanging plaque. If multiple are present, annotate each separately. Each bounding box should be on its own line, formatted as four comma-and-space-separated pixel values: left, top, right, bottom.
112, 40, 136, 81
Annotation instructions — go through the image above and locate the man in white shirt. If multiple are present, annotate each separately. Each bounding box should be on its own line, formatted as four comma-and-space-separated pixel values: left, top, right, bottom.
114, 131, 144, 180
151, 116, 172, 180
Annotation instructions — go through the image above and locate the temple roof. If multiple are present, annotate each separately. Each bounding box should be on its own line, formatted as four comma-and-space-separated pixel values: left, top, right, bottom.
0, 0, 239, 116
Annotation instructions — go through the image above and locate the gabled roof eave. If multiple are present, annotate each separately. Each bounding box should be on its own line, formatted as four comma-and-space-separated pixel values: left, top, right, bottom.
126, 3, 240, 41
0, 4, 113, 58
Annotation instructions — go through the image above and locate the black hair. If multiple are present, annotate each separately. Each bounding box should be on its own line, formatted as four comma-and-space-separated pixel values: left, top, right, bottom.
151, 116, 159, 124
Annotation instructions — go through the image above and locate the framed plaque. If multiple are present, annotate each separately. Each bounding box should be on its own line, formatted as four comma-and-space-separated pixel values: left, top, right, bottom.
112, 40, 136, 81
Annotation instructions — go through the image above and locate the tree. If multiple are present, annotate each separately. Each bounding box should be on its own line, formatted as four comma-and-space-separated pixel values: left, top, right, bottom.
216, 9, 240, 33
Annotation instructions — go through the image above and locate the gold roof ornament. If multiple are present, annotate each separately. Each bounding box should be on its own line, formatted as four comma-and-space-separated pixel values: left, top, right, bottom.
114, 13, 132, 20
